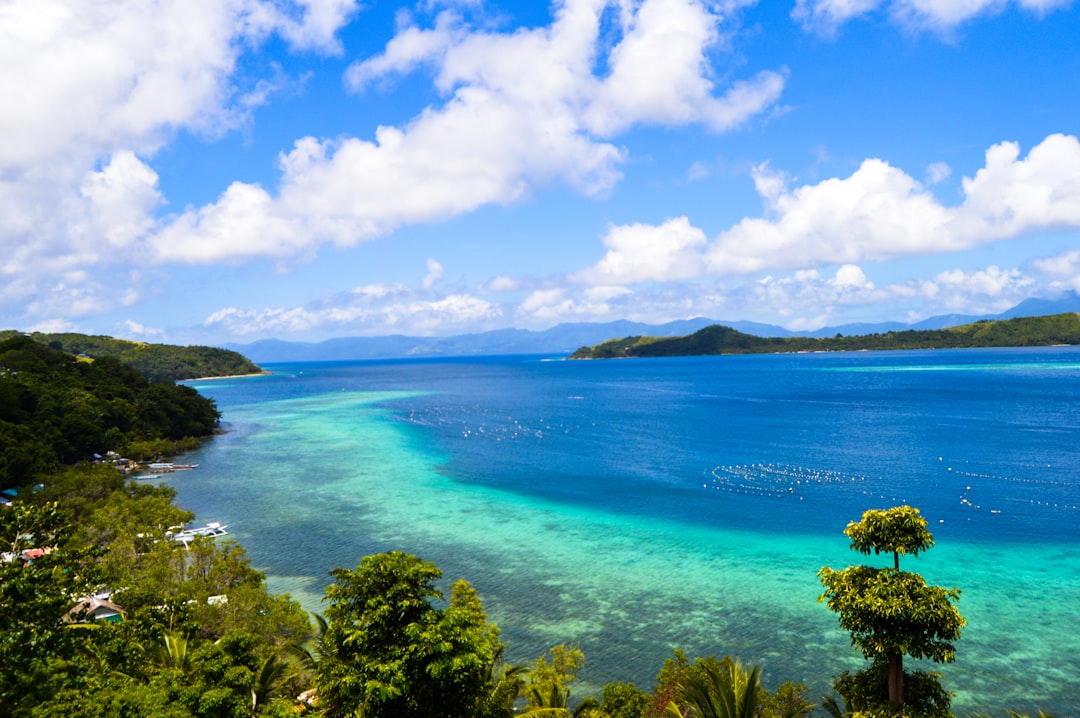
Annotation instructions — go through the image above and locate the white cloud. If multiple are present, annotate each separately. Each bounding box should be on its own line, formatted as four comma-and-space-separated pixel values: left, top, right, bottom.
205, 306, 319, 336
791, 0, 883, 37
953, 134, 1080, 240
1031, 248, 1080, 288
705, 134, 1080, 275
484, 275, 521, 292
793, 0, 1073, 34
204, 287, 501, 338
581, 0, 786, 135
890, 0, 1073, 31
831, 263, 874, 290
344, 10, 465, 90
708, 157, 954, 274
573, 216, 708, 285
122, 319, 167, 339
423, 258, 446, 289
0, 0, 359, 323
925, 161, 951, 185
719, 263, 1036, 329
148, 0, 784, 265
77, 152, 164, 251
917, 265, 1034, 313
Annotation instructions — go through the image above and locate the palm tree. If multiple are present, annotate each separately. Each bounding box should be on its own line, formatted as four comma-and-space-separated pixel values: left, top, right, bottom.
149, 631, 195, 673
518, 683, 601, 717
250, 650, 290, 715
662, 659, 762, 718
818, 693, 850, 718
475, 645, 527, 718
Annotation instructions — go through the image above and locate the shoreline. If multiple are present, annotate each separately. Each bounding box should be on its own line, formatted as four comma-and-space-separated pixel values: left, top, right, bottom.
182, 370, 271, 382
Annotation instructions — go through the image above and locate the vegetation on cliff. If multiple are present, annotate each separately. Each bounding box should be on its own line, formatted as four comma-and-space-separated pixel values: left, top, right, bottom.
0, 330, 261, 382
569, 313, 1080, 359
0, 336, 221, 489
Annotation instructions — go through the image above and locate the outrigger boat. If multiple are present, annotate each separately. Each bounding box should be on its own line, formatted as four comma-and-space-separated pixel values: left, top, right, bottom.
167, 522, 228, 548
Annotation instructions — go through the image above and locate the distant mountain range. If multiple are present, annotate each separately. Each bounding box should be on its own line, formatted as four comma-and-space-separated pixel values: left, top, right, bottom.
226, 291, 1080, 363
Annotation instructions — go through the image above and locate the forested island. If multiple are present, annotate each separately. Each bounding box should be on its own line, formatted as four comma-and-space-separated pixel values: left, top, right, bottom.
0, 330, 262, 382
569, 313, 1080, 359
0, 337, 1062, 716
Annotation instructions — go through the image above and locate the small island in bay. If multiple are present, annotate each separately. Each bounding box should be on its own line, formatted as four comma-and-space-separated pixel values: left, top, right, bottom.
569, 312, 1080, 359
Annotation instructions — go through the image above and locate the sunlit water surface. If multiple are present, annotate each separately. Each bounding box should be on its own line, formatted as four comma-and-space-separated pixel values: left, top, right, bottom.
175, 349, 1080, 713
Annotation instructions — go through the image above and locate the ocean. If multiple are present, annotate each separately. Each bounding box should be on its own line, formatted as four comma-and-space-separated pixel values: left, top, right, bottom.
176, 348, 1080, 713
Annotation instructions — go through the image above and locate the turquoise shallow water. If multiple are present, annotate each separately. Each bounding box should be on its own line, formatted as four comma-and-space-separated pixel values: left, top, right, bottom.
176, 349, 1080, 713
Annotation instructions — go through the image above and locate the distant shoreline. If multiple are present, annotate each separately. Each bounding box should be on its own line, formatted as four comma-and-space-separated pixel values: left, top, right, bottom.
183, 370, 270, 382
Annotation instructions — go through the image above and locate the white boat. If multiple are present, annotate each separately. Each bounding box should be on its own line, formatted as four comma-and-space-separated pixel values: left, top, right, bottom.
167, 522, 229, 548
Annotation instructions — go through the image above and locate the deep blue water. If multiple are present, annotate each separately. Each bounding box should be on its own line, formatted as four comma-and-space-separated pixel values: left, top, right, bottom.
178, 348, 1080, 713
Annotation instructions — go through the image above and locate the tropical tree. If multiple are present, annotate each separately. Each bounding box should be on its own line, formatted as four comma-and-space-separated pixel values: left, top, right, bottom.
601, 681, 652, 718
0, 502, 98, 714
662, 658, 762, 718
818, 506, 965, 714
474, 645, 528, 718
518, 686, 601, 718
524, 644, 587, 712
314, 551, 503, 718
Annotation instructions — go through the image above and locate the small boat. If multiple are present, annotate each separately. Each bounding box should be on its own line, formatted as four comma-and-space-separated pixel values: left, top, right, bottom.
167, 522, 229, 548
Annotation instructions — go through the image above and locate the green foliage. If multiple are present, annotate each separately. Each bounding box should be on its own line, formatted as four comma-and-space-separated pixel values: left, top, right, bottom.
315, 551, 503, 718
601, 681, 652, 718
831, 659, 952, 718
761, 681, 814, 718
819, 506, 965, 713
662, 657, 762, 718
569, 313, 1080, 359
525, 643, 588, 711
0, 330, 263, 382
0, 502, 100, 714
843, 506, 935, 570
819, 566, 964, 664
474, 645, 528, 718
0, 336, 222, 489
1, 464, 311, 717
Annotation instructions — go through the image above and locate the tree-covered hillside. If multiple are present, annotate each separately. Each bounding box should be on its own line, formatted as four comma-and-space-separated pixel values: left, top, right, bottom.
0, 330, 261, 382
570, 312, 1080, 359
0, 336, 221, 489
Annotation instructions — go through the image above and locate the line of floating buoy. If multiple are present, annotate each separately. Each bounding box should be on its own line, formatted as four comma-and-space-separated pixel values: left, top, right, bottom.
703, 462, 873, 499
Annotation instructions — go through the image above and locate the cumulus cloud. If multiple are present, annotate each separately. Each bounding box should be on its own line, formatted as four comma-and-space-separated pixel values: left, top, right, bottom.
572, 217, 708, 285
913, 265, 1036, 315
791, 0, 883, 37
793, 0, 1073, 35
925, 161, 951, 185
1030, 249, 1080, 292
509, 257, 1044, 332
423, 258, 446, 289
704, 134, 1080, 275
204, 284, 501, 338
714, 262, 1038, 330
953, 134, 1080, 239
484, 275, 521, 292
580, 0, 786, 135
122, 320, 167, 339
516, 286, 631, 322
0, 0, 359, 322
147, 0, 784, 265
707, 158, 954, 274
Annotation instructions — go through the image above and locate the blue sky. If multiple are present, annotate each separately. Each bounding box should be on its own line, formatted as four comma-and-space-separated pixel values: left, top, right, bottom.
2, 0, 1079, 344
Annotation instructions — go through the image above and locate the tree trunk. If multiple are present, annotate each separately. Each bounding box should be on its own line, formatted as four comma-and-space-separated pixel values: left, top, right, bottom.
888, 652, 904, 705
